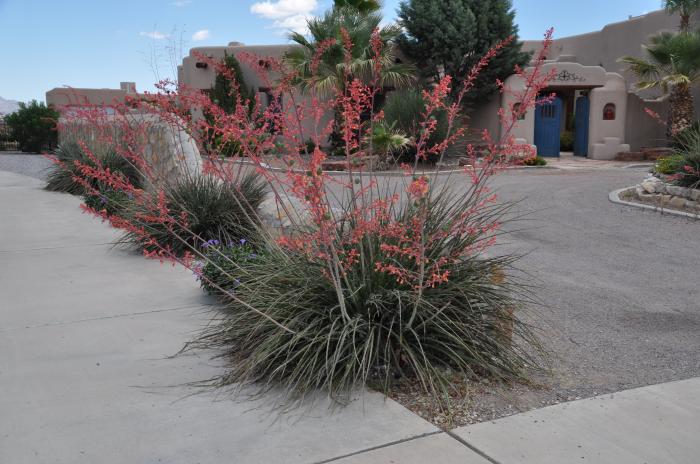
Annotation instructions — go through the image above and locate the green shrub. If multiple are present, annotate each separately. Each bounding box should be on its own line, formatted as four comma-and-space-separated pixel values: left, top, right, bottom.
560, 131, 574, 152
523, 155, 547, 166
300, 138, 316, 155
4, 100, 59, 152
121, 173, 268, 256
83, 189, 133, 216
45, 142, 142, 194
655, 155, 684, 175
198, 240, 262, 295
189, 186, 540, 405
671, 121, 699, 149
203, 53, 255, 158
671, 129, 700, 188
382, 89, 448, 163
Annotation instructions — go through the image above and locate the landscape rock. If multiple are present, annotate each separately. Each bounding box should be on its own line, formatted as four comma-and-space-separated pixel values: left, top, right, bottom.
640, 181, 659, 194
668, 196, 687, 210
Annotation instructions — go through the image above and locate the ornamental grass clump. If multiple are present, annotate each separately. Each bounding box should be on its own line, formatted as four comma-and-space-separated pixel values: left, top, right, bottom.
120, 173, 268, 256
45, 142, 141, 194
668, 128, 700, 188
54, 20, 556, 410
191, 182, 539, 403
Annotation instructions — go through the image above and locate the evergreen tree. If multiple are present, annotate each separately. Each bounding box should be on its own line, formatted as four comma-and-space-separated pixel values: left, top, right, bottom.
397, 0, 530, 109
209, 53, 253, 114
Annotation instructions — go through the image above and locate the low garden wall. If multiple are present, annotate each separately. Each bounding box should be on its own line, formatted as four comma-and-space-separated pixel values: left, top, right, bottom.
629, 174, 700, 213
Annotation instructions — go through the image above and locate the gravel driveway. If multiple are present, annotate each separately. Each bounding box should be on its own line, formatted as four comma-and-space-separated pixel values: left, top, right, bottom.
0, 152, 52, 180
461, 166, 700, 422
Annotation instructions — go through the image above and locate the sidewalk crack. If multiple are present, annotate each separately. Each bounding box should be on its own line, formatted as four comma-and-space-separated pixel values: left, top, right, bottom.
311, 431, 442, 464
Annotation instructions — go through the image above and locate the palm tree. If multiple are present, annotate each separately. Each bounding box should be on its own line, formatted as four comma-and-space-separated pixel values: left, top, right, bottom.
664, 0, 700, 32
620, 30, 700, 136
334, 0, 382, 15
284, 6, 415, 97
285, 4, 415, 152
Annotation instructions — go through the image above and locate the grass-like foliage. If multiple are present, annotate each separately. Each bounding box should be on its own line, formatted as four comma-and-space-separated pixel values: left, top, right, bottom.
121, 173, 268, 256
668, 128, 700, 188
198, 240, 262, 295
189, 183, 540, 405
382, 88, 448, 162
45, 142, 141, 194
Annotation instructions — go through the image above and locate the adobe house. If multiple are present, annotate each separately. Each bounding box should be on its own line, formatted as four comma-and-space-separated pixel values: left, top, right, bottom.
48, 9, 698, 160
47, 82, 139, 112
177, 9, 698, 160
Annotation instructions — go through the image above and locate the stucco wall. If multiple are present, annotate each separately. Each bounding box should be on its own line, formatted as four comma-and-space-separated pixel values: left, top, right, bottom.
46, 88, 131, 108
588, 73, 629, 159
521, 10, 690, 85
59, 113, 201, 190
626, 94, 668, 151
179, 43, 333, 145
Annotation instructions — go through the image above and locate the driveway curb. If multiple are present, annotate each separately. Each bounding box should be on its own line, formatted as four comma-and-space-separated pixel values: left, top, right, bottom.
609, 187, 700, 219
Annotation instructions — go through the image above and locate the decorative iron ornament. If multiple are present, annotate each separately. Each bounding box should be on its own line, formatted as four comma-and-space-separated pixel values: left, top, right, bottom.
554, 70, 586, 83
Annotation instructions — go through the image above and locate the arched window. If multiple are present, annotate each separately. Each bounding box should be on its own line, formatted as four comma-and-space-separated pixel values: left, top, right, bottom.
603, 103, 616, 120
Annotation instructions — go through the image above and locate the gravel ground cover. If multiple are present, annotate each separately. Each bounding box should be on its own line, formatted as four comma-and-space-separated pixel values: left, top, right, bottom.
0, 152, 52, 180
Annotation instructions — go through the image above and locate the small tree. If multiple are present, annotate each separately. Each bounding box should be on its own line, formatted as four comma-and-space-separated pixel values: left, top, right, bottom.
204, 53, 254, 157
5, 100, 59, 152
397, 0, 530, 109
664, 0, 700, 32
209, 53, 253, 114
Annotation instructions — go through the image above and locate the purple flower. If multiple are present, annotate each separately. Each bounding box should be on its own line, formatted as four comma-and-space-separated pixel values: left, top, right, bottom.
240, 238, 247, 245
203, 239, 220, 249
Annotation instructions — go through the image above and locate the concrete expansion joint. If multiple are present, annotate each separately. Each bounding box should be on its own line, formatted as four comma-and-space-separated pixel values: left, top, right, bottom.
312, 431, 443, 464
0, 242, 119, 254
0, 304, 214, 333
444, 430, 503, 464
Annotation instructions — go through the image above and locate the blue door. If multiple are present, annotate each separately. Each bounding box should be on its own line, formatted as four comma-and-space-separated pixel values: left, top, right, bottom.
535, 97, 563, 157
574, 95, 590, 156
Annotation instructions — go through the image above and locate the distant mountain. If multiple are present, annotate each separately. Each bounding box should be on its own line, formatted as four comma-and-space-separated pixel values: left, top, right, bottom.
0, 97, 20, 116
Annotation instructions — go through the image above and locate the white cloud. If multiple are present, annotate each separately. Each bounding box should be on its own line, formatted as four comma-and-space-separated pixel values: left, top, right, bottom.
192, 29, 212, 41
172, 0, 192, 6
139, 31, 169, 40
272, 14, 309, 32
250, 0, 317, 33
251, 0, 317, 19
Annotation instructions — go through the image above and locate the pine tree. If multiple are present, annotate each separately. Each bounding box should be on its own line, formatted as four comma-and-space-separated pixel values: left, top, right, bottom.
397, 0, 530, 109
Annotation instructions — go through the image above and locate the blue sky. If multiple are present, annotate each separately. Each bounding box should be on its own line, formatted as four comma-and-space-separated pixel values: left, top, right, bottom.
0, 0, 662, 103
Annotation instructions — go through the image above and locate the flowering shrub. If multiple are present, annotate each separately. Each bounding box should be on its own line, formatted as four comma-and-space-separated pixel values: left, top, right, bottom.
652, 128, 700, 188
45, 142, 141, 195
666, 128, 700, 188
119, 173, 268, 256
197, 239, 262, 295
54, 27, 556, 408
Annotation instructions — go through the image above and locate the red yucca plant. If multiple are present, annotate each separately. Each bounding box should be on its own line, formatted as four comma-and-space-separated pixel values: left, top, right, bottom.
53, 28, 557, 408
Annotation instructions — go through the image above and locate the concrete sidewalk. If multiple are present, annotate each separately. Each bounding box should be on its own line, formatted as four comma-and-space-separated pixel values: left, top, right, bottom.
1, 169, 698, 464
0, 170, 440, 464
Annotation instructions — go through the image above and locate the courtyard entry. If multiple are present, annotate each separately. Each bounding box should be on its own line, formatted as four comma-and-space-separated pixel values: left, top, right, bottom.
574, 95, 590, 156
534, 96, 563, 157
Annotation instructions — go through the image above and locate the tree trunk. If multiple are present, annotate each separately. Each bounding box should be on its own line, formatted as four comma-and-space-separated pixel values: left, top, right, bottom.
680, 14, 690, 33
668, 84, 696, 138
